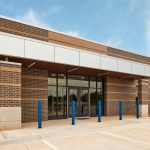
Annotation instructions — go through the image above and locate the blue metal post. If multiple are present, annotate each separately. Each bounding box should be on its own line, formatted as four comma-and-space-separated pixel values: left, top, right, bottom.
119, 101, 122, 120
98, 100, 101, 122
136, 99, 139, 119
38, 100, 42, 128
72, 100, 75, 125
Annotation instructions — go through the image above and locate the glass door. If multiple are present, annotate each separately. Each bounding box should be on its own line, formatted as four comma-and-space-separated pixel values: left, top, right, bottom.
79, 89, 89, 117
68, 88, 78, 117
68, 87, 89, 118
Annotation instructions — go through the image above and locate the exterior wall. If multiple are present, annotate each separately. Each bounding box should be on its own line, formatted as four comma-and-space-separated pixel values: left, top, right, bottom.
108, 47, 150, 65
104, 77, 136, 116
138, 79, 149, 116
0, 16, 150, 66
21, 68, 48, 122
0, 17, 48, 41
0, 61, 21, 130
48, 31, 107, 55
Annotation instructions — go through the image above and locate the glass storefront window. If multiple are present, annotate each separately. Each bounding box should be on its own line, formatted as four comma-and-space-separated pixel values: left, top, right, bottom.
58, 87, 67, 117
97, 79, 102, 89
90, 88, 97, 117
90, 77, 96, 88
68, 75, 88, 87
97, 88, 102, 100
58, 74, 66, 86
48, 73, 56, 85
48, 86, 57, 119
48, 72, 104, 119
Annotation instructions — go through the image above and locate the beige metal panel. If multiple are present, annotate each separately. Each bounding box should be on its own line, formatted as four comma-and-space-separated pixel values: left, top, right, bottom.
145, 65, 150, 76
132, 62, 145, 76
80, 51, 100, 69
0, 107, 21, 122
55, 46, 79, 65
25, 40, 54, 62
0, 32, 24, 57
101, 55, 117, 72
118, 59, 132, 74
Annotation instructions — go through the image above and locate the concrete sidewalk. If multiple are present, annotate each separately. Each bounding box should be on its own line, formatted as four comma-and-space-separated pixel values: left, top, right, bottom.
0, 116, 150, 150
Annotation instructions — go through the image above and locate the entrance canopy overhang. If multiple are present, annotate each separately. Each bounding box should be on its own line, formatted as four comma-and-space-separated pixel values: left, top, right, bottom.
0, 55, 147, 80
0, 32, 150, 78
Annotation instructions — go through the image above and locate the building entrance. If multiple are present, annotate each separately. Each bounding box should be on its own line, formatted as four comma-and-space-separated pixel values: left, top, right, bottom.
68, 87, 89, 118
48, 73, 104, 120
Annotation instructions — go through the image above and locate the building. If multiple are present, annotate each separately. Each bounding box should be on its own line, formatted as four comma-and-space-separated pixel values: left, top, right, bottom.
0, 16, 150, 130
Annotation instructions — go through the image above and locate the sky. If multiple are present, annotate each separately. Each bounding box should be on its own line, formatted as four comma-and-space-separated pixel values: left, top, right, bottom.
0, 0, 150, 56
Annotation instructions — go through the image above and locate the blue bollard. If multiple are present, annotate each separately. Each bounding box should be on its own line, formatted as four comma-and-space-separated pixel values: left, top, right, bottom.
119, 101, 122, 120
38, 100, 42, 128
72, 100, 75, 125
136, 100, 140, 119
98, 100, 101, 122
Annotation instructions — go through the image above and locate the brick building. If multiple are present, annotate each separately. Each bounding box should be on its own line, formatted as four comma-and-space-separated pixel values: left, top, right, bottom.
0, 16, 150, 130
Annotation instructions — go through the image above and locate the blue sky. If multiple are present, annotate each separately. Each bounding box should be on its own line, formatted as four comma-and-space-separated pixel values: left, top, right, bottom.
0, 0, 150, 56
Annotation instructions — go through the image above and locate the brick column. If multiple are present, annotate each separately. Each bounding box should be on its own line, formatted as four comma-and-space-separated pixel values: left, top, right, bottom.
0, 61, 21, 130
138, 79, 149, 117
22, 68, 48, 122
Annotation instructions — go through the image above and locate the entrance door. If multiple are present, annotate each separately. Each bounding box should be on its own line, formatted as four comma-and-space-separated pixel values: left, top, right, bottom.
68, 88, 89, 118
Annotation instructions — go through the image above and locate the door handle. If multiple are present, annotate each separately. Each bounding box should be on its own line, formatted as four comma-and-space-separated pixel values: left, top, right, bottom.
77, 101, 82, 106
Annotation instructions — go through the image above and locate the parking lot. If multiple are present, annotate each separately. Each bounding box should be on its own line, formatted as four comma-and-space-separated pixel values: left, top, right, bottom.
0, 116, 150, 150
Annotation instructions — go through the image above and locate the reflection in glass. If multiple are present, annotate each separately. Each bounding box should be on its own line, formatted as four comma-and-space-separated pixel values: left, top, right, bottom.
58, 74, 66, 86
68, 75, 88, 87
68, 89, 77, 117
90, 88, 97, 117
80, 89, 89, 117
97, 80, 102, 89
58, 87, 67, 117
48, 73, 56, 85
48, 86, 57, 119
90, 77, 96, 88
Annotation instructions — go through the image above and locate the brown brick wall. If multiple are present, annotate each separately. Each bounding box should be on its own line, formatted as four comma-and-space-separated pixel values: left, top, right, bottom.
0, 61, 21, 107
21, 68, 48, 122
48, 31, 107, 54
0, 17, 48, 42
104, 77, 136, 116
107, 47, 150, 65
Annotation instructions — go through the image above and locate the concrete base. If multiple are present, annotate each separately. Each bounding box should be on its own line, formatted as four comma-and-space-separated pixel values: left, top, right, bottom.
0, 107, 21, 131
140, 104, 148, 117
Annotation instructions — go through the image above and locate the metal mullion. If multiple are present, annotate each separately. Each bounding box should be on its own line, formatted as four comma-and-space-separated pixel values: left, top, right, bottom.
66, 73, 68, 118
88, 76, 90, 117
96, 77, 98, 115
56, 73, 58, 118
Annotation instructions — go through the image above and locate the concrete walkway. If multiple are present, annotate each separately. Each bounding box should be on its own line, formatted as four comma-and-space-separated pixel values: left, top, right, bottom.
0, 116, 150, 150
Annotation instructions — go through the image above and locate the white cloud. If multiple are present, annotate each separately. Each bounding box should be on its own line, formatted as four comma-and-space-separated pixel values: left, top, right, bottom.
65, 30, 81, 37
102, 37, 122, 48
16, 7, 60, 28
16, 8, 82, 39
18, 9, 42, 25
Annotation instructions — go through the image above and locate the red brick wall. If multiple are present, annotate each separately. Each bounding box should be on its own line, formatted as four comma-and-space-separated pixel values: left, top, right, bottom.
21, 68, 48, 122
0, 61, 21, 107
104, 77, 136, 116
